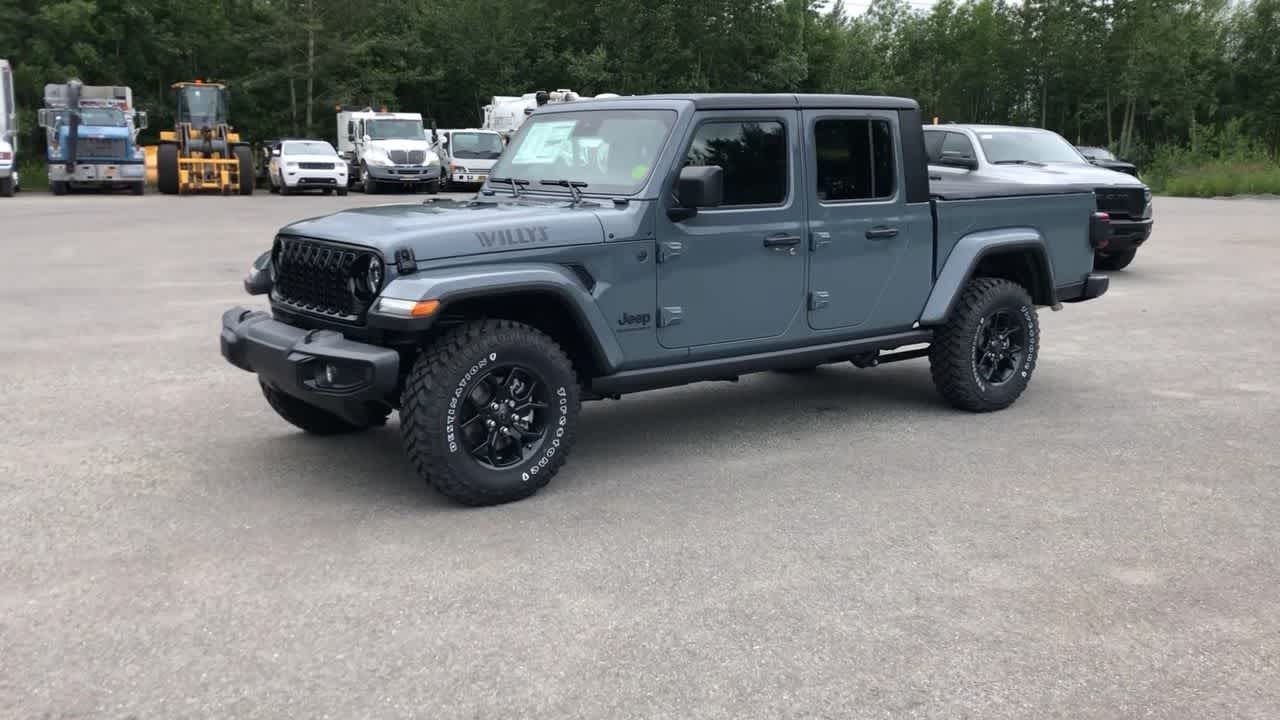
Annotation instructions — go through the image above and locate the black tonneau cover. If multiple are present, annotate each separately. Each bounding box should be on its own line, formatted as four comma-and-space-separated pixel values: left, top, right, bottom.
930, 177, 1086, 201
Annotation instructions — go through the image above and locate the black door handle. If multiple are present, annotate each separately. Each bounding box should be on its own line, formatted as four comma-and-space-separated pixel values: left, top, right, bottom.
764, 234, 802, 248
866, 227, 899, 240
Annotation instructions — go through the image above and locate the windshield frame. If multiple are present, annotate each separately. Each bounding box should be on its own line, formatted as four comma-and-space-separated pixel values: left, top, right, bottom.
366, 118, 426, 141
975, 129, 1089, 165
282, 140, 337, 156
485, 108, 679, 198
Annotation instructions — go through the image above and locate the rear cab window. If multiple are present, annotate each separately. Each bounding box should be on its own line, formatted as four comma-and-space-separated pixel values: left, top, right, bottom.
814, 118, 896, 201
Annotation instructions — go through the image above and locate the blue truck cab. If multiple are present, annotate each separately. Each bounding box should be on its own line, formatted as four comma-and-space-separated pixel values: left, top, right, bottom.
221, 93, 1111, 505
38, 80, 147, 195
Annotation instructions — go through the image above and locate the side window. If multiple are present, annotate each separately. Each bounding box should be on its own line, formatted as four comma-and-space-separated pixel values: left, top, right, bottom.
684, 120, 787, 206
941, 132, 975, 159
814, 118, 896, 201
924, 131, 945, 163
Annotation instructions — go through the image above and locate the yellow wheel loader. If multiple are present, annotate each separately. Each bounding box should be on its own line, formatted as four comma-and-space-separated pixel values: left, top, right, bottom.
156, 81, 253, 195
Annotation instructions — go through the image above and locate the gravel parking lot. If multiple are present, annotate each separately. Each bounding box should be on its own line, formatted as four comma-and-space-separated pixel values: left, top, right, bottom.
2, 191, 1278, 719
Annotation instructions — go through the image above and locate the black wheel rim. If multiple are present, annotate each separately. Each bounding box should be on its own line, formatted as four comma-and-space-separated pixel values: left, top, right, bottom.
973, 309, 1026, 386
457, 364, 552, 470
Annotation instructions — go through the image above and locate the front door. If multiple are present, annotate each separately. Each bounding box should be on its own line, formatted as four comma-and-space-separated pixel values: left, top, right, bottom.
655, 111, 806, 348
803, 110, 930, 332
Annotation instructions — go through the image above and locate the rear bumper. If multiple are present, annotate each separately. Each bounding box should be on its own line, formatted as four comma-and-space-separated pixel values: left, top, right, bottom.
220, 306, 400, 425
1056, 273, 1110, 304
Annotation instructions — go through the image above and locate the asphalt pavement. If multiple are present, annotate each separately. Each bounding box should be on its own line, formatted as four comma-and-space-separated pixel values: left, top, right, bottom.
1, 190, 1277, 719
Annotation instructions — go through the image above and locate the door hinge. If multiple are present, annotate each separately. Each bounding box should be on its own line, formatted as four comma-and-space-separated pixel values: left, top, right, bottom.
811, 231, 832, 252
659, 306, 684, 327
657, 241, 683, 263
809, 291, 830, 311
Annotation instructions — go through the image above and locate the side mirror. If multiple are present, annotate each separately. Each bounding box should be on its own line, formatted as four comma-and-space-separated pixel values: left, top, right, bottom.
668, 165, 724, 222
938, 151, 978, 170
135, 111, 148, 130
243, 250, 273, 296
271, 147, 281, 157
37, 109, 55, 128
362, 134, 371, 144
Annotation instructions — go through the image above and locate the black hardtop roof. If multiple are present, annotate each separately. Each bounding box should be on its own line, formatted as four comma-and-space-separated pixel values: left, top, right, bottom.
590, 93, 919, 111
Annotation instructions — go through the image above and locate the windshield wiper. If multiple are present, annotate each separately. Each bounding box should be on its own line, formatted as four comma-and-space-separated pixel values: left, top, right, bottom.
489, 176, 529, 198
540, 179, 588, 204
992, 159, 1046, 166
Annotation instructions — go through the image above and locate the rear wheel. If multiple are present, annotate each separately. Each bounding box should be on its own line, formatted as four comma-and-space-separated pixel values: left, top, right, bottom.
0, 176, 13, 198
234, 146, 255, 195
157, 143, 180, 195
51, 181, 69, 196
260, 382, 383, 435
400, 319, 581, 506
1094, 248, 1136, 271
130, 182, 145, 196
929, 278, 1039, 413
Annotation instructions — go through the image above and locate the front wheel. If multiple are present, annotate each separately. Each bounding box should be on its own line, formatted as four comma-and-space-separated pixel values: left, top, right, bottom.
400, 319, 581, 506
1094, 248, 1137, 271
51, 181, 69, 196
929, 278, 1039, 413
0, 176, 13, 198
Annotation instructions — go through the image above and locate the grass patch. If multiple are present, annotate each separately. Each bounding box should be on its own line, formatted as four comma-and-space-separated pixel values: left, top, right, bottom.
14, 158, 49, 191
1153, 161, 1280, 198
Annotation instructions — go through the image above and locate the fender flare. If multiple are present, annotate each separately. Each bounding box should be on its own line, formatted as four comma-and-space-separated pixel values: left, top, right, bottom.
374, 262, 624, 372
919, 227, 1055, 326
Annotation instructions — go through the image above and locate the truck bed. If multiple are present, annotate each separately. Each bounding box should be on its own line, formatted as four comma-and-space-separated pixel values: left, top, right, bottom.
931, 180, 1097, 291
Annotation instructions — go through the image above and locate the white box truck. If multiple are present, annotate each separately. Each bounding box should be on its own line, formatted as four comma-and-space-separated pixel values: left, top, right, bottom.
336, 107, 442, 193
436, 128, 504, 188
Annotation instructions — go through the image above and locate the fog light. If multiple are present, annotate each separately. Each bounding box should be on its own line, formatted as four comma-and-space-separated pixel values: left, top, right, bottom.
322, 363, 340, 385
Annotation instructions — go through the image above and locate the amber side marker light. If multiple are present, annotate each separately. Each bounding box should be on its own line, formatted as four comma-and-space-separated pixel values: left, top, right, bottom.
377, 298, 440, 318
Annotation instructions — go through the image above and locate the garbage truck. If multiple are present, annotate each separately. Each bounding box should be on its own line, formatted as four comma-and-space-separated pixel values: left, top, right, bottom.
0, 58, 17, 197
38, 79, 148, 195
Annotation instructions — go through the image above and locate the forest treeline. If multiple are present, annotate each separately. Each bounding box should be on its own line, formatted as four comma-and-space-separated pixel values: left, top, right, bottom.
2, 0, 1278, 171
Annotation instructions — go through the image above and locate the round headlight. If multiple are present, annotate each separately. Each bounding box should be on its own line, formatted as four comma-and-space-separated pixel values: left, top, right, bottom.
366, 258, 383, 293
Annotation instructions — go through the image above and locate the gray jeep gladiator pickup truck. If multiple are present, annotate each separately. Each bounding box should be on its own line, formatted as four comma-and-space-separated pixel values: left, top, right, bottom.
221, 93, 1111, 505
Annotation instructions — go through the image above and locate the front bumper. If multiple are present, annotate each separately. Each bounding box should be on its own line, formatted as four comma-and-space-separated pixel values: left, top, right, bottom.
283, 171, 346, 189
1103, 217, 1153, 253
220, 307, 400, 425
49, 162, 146, 183
366, 164, 442, 183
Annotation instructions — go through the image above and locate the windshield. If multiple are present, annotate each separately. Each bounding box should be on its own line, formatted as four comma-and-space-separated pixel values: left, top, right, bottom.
977, 130, 1087, 164
77, 108, 127, 127
1080, 146, 1115, 161
488, 109, 676, 195
368, 119, 425, 140
177, 86, 228, 128
450, 132, 504, 160
283, 141, 336, 156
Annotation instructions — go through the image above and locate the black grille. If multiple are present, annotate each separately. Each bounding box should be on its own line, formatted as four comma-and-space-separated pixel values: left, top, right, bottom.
298, 161, 334, 170
1094, 187, 1145, 218
76, 136, 127, 160
271, 236, 380, 322
388, 149, 426, 165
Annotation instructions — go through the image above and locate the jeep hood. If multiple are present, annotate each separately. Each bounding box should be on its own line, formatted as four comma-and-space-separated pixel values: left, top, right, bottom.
278, 200, 605, 261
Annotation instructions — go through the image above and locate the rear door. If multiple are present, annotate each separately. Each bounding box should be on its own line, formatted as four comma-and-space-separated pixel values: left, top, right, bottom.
655, 110, 807, 348
803, 110, 932, 332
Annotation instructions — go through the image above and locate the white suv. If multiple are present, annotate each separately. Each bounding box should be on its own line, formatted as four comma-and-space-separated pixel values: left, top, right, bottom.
269, 140, 348, 196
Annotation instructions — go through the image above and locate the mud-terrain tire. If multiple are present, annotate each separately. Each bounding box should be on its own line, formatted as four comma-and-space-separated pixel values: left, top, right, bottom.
260, 381, 381, 435
929, 277, 1039, 413
1094, 248, 1136, 271
400, 319, 580, 506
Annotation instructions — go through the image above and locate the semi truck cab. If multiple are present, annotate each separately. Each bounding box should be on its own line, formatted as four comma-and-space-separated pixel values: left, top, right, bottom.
38, 80, 148, 195
336, 108, 442, 194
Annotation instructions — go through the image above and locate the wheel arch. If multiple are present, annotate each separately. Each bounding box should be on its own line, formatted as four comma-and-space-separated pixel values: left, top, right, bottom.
920, 228, 1055, 325
379, 263, 624, 379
